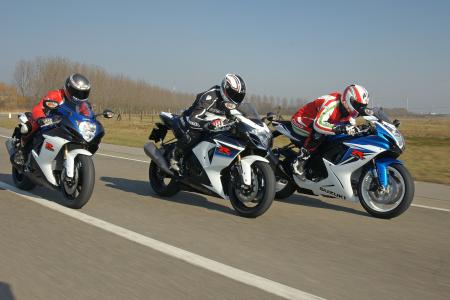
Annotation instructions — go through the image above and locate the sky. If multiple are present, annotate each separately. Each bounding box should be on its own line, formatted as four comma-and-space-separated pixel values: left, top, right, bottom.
1, 0, 449, 113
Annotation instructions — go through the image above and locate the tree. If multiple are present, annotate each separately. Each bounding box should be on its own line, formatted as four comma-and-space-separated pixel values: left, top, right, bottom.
13, 60, 34, 100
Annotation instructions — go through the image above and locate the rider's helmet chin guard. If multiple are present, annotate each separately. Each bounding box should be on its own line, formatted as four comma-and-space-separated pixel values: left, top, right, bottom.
220, 74, 246, 105
64, 73, 91, 103
342, 84, 370, 117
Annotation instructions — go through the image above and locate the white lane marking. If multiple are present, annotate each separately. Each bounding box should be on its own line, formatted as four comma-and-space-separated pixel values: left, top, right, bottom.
97, 153, 149, 164
0, 181, 324, 300
1, 133, 449, 213
411, 204, 450, 212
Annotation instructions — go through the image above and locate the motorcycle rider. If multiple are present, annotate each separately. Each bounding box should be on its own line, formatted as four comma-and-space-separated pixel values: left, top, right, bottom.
291, 84, 370, 179
13, 73, 91, 165
170, 73, 246, 171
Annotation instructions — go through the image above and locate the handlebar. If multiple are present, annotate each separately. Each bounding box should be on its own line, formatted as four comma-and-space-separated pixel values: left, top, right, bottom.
353, 123, 373, 136
38, 115, 62, 127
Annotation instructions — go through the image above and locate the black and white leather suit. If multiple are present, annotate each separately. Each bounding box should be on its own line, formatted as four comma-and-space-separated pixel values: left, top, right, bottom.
174, 85, 232, 150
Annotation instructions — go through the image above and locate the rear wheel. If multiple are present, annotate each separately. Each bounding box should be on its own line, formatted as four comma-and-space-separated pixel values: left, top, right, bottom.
149, 161, 180, 197
275, 178, 296, 199
274, 157, 296, 199
61, 155, 95, 209
228, 161, 275, 218
12, 166, 36, 190
358, 164, 414, 219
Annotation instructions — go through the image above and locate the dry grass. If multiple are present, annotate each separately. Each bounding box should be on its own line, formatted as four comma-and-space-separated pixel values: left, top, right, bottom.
1, 115, 449, 185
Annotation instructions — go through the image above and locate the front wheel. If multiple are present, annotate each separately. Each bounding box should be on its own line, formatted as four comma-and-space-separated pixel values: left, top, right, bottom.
61, 155, 95, 209
228, 161, 275, 218
358, 164, 414, 219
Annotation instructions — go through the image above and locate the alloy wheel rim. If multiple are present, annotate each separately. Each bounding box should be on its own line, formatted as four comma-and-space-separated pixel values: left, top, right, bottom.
361, 166, 406, 212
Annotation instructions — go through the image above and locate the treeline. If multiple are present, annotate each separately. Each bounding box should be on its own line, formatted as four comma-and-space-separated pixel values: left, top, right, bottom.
12, 56, 304, 115
13, 57, 194, 114
0, 82, 28, 110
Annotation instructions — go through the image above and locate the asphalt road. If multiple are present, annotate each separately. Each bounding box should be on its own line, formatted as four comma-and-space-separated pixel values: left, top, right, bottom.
0, 128, 449, 300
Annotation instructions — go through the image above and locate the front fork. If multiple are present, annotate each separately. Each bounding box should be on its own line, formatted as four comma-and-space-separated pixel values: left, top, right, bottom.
234, 155, 246, 187
371, 157, 403, 190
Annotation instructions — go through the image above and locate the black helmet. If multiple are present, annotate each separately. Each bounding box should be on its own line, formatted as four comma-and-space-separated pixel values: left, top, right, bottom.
220, 74, 246, 105
64, 73, 91, 102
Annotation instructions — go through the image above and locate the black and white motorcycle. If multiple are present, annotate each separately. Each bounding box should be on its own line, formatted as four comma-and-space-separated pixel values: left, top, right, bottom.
144, 103, 276, 218
269, 108, 414, 219
5, 100, 114, 208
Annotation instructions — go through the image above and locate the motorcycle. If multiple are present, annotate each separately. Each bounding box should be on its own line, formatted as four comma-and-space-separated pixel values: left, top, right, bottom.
5, 99, 114, 208
144, 103, 276, 218
269, 108, 415, 219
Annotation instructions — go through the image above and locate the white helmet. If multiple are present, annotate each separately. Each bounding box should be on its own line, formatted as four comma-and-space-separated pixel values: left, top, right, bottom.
342, 84, 370, 116
220, 74, 246, 105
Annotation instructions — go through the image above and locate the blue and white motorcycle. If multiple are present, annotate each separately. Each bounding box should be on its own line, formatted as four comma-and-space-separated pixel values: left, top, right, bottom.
270, 108, 414, 219
5, 100, 114, 208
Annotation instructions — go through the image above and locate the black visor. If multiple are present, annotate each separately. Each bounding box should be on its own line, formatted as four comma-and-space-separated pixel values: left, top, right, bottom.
225, 87, 245, 104
67, 84, 90, 101
351, 99, 367, 114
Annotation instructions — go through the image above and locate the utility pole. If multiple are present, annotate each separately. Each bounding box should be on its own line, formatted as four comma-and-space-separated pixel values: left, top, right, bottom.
406, 97, 409, 112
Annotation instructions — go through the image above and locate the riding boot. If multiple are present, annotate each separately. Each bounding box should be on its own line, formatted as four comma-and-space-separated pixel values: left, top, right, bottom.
169, 147, 181, 172
292, 147, 310, 180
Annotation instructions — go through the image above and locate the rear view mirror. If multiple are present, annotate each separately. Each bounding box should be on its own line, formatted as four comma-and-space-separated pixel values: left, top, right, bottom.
43, 100, 59, 110
363, 108, 374, 116
224, 102, 237, 110
103, 109, 115, 119
263, 112, 276, 122
393, 119, 401, 128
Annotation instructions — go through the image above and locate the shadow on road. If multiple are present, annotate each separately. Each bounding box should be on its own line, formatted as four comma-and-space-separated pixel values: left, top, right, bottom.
0, 173, 13, 185
1, 172, 367, 217
101, 176, 151, 196
277, 193, 369, 217
0, 282, 15, 300
0, 173, 78, 206
100, 176, 235, 215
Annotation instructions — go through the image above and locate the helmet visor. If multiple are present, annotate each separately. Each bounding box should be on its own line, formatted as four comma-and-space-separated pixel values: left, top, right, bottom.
351, 100, 368, 114
225, 87, 245, 104
67, 85, 90, 101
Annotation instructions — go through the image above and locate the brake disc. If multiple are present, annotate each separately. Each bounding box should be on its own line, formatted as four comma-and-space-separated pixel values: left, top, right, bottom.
235, 170, 259, 203
62, 166, 79, 195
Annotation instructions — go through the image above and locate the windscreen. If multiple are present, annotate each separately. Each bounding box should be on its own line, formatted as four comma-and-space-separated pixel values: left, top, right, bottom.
63, 101, 95, 118
237, 102, 261, 120
372, 107, 392, 123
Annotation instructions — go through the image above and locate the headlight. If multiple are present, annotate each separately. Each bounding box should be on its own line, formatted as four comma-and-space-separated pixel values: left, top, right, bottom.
393, 130, 405, 149
383, 122, 404, 149
78, 121, 97, 142
248, 129, 271, 149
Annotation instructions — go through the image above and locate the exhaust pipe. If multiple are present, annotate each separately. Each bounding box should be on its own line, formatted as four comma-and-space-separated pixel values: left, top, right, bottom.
143, 142, 174, 176
5, 139, 15, 157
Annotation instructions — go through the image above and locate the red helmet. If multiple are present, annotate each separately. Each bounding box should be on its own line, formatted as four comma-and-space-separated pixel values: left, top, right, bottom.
342, 84, 370, 116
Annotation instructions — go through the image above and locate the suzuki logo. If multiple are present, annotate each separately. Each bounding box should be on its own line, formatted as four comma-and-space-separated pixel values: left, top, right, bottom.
45, 142, 54, 152
319, 186, 346, 199
351, 149, 365, 160
217, 146, 231, 156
